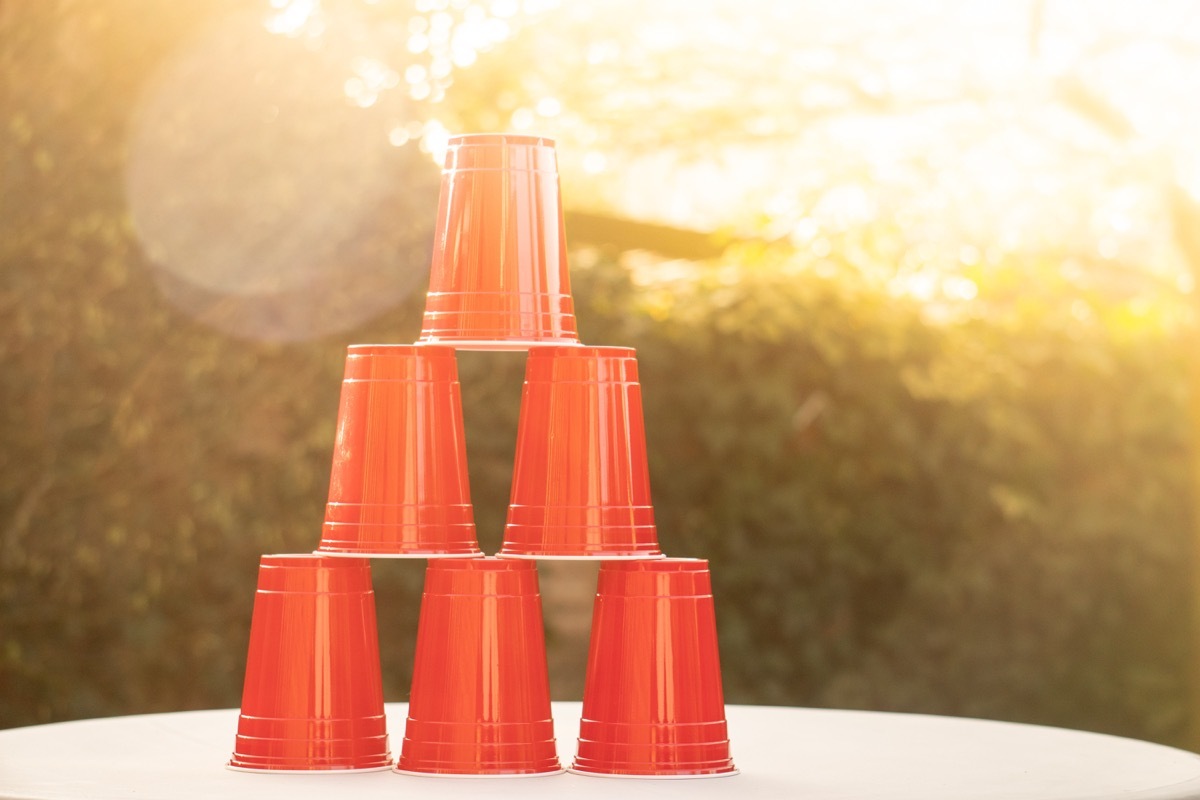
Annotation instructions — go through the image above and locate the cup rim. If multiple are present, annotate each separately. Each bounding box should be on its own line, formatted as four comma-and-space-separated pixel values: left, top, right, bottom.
346, 343, 455, 357
315, 549, 484, 559
497, 552, 665, 561
425, 556, 534, 572
447, 133, 555, 148
416, 338, 583, 352
527, 345, 636, 359
227, 762, 394, 774
603, 557, 707, 568
393, 766, 566, 778
259, 553, 368, 562
567, 765, 739, 780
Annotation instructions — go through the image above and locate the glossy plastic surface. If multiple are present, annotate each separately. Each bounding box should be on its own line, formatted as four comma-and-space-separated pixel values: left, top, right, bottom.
317, 345, 481, 557
572, 559, 736, 777
398, 558, 562, 776
500, 347, 662, 558
229, 555, 391, 771
419, 134, 579, 349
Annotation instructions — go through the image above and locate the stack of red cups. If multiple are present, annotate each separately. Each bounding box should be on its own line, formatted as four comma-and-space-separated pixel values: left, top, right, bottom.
227, 133, 735, 779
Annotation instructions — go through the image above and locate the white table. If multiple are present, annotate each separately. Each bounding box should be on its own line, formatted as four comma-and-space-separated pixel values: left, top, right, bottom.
2, 702, 1199, 799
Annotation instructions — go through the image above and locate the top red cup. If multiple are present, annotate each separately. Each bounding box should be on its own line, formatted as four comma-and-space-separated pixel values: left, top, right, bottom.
418, 134, 580, 350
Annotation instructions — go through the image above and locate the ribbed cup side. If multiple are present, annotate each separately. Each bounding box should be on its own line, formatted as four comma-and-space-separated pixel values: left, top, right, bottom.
420, 293, 578, 343
398, 719, 560, 775
230, 733, 393, 771
571, 745, 735, 776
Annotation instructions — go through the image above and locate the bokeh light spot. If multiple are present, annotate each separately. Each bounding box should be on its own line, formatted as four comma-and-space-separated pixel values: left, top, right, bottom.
125, 10, 439, 341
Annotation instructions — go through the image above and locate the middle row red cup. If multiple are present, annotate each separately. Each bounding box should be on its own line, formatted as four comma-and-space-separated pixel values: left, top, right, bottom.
318, 345, 482, 558
500, 346, 663, 559
316, 343, 663, 560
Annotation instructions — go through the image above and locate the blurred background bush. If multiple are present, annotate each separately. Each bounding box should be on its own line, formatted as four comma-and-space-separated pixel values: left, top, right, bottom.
2, 0, 1197, 750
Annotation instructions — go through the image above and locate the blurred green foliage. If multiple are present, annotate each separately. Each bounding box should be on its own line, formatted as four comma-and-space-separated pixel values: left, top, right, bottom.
575, 251, 1191, 745
0, 0, 1194, 753
2, 238, 1191, 746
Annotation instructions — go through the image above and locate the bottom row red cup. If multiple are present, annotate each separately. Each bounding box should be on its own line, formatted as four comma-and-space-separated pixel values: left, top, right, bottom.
572, 558, 737, 778
229, 555, 391, 772
397, 557, 562, 776
228, 555, 733, 778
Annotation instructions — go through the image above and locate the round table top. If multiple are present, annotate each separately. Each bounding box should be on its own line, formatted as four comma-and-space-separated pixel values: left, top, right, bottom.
1, 702, 1199, 800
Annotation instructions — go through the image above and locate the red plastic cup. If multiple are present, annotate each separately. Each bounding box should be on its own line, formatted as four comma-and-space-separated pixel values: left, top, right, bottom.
499, 346, 663, 559
418, 133, 580, 350
397, 558, 562, 776
316, 345, 482, 558
229, 555, 392, 772
571, 559, 737, 778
